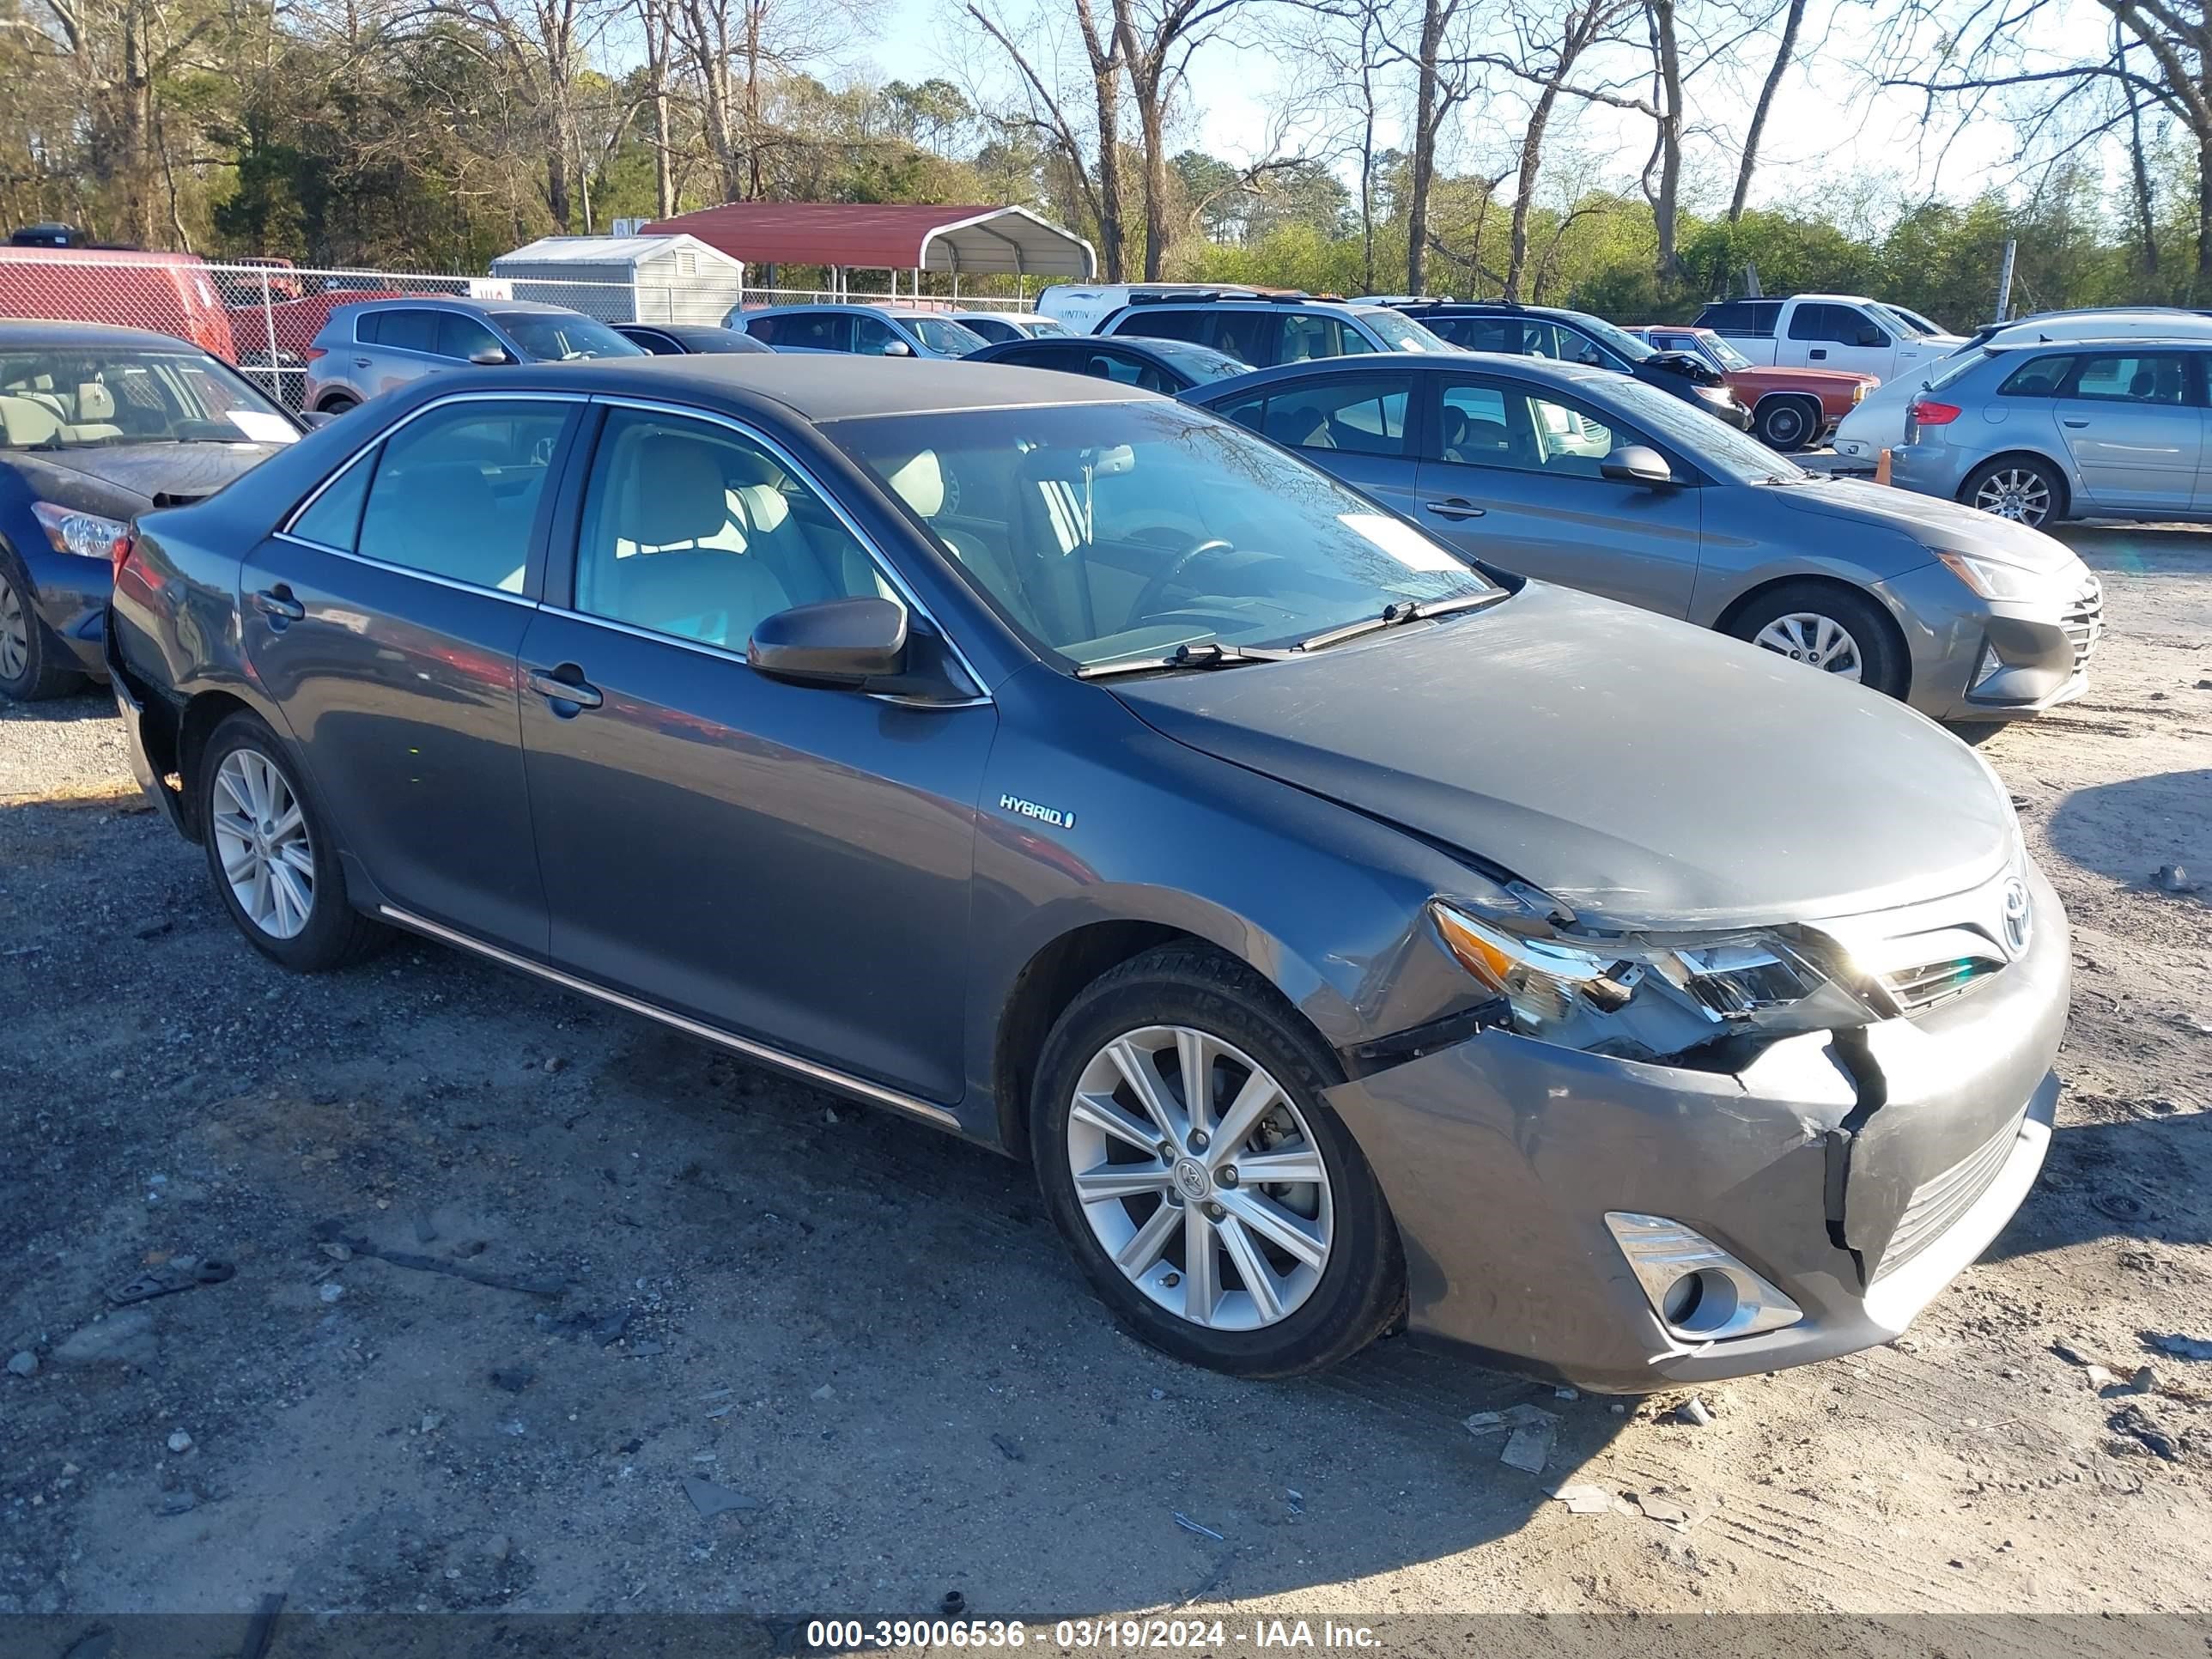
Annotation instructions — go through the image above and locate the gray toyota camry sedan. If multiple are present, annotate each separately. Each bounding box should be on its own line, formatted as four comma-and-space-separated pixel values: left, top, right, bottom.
106, 356, 2064, 1391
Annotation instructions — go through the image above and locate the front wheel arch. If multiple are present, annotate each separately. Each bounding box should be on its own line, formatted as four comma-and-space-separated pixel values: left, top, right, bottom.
1958, 451, 2071, 524
1715, 574, 1912, 700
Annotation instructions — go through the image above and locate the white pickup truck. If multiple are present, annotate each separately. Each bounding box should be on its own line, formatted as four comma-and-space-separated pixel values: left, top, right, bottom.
1691, 294, 1966, 383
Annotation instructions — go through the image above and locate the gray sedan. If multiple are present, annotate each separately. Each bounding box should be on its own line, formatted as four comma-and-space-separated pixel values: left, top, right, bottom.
107, 356, 2063, 1391
1889, 339, 2211, 530
1184, 355, 2103, 721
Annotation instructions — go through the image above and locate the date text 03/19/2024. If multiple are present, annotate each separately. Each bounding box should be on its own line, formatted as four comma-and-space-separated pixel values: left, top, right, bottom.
803, 1619, 1383, 1650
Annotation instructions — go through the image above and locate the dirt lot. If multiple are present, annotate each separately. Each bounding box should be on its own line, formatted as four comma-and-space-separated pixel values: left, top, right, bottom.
3, 526, 2210, 1640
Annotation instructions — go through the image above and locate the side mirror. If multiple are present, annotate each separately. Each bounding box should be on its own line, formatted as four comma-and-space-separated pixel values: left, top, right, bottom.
748, 596, 908, 688
300, 409, 337, 429
468, 347, 513, 367
1600, 444, 1675, 488
1854, 325, 1884, 348
882, 339, 915, 358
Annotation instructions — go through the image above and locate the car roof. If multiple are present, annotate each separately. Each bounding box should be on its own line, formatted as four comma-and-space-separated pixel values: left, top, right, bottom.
432, 351, 1152, 422
0, 318, 217, 351
338, 296, 579, 316
1976, 335, 2212, 354
1184, 352, 1614, 402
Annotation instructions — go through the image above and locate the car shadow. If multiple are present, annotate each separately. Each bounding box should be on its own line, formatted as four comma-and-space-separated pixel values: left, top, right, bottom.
2056, 522, 2212, 575
2045, 769, 2212, 900
0, 685, 114, 725
1983, 1109, 2211, 1266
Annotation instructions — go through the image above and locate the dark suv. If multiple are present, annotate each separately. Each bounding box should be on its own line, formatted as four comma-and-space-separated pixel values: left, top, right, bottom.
1376, 301, 1750, 431
1097, 292, 1454, 368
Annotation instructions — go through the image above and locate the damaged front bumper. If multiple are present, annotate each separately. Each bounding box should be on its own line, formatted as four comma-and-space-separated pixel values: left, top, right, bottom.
1325, 860, 2067, 1392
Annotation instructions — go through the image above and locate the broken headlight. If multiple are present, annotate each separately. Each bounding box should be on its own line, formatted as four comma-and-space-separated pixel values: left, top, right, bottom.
1431, 899, 1881, 1060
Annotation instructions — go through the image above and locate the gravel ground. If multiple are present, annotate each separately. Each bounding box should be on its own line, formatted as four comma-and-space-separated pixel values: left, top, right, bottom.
3, 527, 2209, 1638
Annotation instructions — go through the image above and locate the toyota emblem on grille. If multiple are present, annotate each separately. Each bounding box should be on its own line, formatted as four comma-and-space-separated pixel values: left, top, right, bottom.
2000, 877, 2033, 957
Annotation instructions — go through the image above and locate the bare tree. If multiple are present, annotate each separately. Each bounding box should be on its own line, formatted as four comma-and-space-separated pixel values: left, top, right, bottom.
1108, 0, 1248, 278
1401, 0, 1476, 292
671, 0, 872, 201
966, 0, 1131, 278
1728, 0, 1804, 220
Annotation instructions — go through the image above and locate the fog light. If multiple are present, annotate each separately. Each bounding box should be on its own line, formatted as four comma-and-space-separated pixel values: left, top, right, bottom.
1968, 641, 2002, 690
1606, 1212, 1803, 1341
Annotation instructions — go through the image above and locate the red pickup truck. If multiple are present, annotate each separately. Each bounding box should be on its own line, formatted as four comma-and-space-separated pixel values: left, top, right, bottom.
1627, 325, 1879, 452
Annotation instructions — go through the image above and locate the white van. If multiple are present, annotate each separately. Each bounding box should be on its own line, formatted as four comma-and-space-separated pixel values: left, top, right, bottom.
1832, 307, 2212, 462
1034, 283, 1266, 335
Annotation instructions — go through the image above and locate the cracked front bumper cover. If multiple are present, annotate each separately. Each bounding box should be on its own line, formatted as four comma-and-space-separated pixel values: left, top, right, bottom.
1324, 860, 2068, 1392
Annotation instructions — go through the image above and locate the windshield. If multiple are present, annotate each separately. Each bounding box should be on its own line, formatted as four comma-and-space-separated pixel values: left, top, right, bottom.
830, 400, 1500, 670
1360, 310, 1455, 354
1700, 333, 1754, 370
910, 318, 991, 356
0, 346, 296, 449
1604, 374, 1803, 484
1872, 302, 1941, 338
1561, 311, 1656, 364
1146, 338, 1251, 384
495, 313, 645, 362
1024, 317, 1072, 336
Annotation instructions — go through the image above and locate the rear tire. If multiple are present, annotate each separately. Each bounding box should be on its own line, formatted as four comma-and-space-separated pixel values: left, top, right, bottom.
1030, 945, 1404, 1379
198, 712, 389, 971
1960, 455, 2065, 527
316, 394, 360, 416
1726, 580, 1908, 700
1752, 396, 1820, 453
0, 554, 86, 703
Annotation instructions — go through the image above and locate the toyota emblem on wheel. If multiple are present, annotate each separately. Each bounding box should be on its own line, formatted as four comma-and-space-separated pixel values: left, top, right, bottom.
2001, 877, 2033, 957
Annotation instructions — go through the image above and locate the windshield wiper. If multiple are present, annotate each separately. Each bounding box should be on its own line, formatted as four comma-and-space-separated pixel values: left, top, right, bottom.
1297, 589, 1507, 653
1077, 639, 1295, 679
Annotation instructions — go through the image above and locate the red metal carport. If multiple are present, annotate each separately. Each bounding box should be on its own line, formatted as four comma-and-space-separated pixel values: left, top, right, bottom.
640, 202, 1095, 300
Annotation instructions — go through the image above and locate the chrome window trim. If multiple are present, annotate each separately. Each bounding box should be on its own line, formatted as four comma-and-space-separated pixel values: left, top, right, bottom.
377, 903, 963, 1130
580, 393, 994, 702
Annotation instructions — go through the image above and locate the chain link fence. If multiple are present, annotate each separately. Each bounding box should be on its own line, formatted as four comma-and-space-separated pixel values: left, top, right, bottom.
0, 250, 1037, 410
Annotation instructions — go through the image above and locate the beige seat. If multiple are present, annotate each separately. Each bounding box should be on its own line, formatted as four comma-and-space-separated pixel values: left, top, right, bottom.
0, 395, 62, 447
67, 382, 122, 442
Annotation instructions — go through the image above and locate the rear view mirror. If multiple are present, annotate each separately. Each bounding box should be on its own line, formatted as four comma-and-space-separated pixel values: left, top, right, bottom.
1600, 445, 1675, 487
748, 596, 908, 687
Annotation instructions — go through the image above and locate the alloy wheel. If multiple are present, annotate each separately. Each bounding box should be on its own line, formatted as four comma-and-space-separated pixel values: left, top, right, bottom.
0, 572, 27, 684
1972, 468, 2051, 526
1751, 611, 1863, 681
1065, 1025, 1334, 1332
211, 748, 316, 940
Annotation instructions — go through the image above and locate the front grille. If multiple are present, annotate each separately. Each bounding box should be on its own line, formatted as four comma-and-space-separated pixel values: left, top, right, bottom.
2059, 575, 2103, 672
1870, 1109, 2025, 1284
1881, 953, 2006, 1017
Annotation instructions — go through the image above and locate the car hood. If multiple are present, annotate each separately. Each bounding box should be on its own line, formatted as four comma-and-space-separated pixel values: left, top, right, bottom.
1764, 477, 2083, 573
1729, 366, 1876, 390
1109, 584, 2014, 930
7, 441, 283, 514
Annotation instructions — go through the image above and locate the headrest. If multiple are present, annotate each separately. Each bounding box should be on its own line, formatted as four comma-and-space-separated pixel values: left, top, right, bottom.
623, 434, 732, 547
0, 395, 61, 446
884, 449, 944, 519
76, 383, 115, 421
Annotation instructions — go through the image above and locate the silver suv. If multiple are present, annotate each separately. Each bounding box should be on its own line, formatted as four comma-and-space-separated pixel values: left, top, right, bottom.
1097, 293, 1454, 367
302, 298, 642, 415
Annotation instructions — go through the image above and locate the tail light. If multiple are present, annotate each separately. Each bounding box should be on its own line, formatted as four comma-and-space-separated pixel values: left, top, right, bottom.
111, 531, 137, 582
1910, 400, 1961, 426
301, 346, 327, 362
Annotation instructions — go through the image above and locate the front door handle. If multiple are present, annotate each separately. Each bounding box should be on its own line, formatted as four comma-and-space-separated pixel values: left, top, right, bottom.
2062, 418, 2089, 428
1809, 348, 1827, 361
528, 666, 603, 711
1423, 498, 1486, 520
251, 586, 305, 622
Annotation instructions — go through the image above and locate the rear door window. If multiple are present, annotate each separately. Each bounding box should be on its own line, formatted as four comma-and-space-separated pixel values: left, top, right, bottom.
1996, 355, 2071, 396
1438, 315, 1520, 353
1209, 309, 1276, 365
2067, 352, 2191, 404
344, 399, 571, 591
371, 309, 440, 354
1114, 307, 1212, 346
1276, 312, 1351, 362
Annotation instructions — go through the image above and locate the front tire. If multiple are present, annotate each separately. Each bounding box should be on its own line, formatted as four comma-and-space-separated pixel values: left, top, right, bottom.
316, 394, 360, 416
198, 713, 388, 971
1030, 945, 1404, 1379
1727, 580, 1908, 700
1752, 395, 1820, 453
1960, 455, 2064, 526
0, 555, 87, 702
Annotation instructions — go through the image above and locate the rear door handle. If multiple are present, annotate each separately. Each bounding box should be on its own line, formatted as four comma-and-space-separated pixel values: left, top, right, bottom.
1423, 498, 1486, 520
528, 667, 603, 711
352, 357, 370, 368
1808, 348, 1827, 361
2062, 418, 2089, 428
250, 586, 305, 622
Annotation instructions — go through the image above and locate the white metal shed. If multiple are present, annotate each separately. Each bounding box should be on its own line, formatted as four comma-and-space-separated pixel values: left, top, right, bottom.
489, 234, 746, 325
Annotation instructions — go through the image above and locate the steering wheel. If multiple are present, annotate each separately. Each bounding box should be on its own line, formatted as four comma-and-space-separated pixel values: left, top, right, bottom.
1128, 537, 1236, 623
